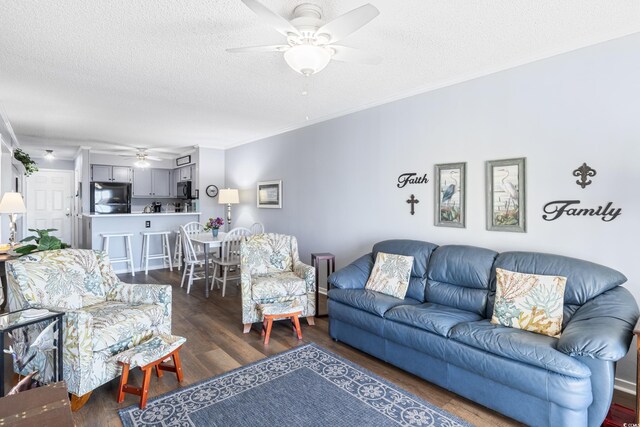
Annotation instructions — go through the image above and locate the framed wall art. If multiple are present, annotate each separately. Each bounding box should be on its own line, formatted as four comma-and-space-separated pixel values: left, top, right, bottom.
176, 155, 191, 166
434, 162, 466, 228
485, 157, 526, 232
257, 180, 282, 208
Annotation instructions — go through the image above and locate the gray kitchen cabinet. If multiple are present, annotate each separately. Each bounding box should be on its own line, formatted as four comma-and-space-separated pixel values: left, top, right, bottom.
112, 166, 131, 183
132, 168, 171, 197
152, 169, 170, 197
91, 164, 132, 182
179, 166, 191, 181
132, 168, 152, 197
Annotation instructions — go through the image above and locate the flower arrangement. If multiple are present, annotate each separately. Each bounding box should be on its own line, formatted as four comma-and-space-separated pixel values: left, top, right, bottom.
204, 217, 224, 231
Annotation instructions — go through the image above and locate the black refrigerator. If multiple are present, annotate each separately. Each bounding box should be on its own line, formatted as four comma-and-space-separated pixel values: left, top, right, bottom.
90, 182, 131, 214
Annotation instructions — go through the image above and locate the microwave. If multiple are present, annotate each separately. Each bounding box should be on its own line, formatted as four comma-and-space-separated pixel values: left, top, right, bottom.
177, 181, 192, 199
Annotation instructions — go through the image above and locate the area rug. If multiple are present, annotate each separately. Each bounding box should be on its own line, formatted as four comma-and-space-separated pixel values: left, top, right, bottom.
119, 343, 473, 427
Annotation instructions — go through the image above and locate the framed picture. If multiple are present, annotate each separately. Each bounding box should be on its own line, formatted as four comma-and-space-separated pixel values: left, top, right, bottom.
486, 157, 526, 232
176, 155, 191, 166
257, 180, 282, 208
434, 162, 466, 228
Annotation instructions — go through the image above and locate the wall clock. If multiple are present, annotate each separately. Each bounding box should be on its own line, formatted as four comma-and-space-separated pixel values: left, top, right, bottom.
205, 185, 219, 198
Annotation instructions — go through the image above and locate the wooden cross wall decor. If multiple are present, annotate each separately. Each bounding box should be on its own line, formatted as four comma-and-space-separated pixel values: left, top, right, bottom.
406, 194, 419, 215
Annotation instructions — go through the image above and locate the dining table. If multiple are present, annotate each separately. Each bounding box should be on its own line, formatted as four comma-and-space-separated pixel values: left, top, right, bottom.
188, 231, 226, 298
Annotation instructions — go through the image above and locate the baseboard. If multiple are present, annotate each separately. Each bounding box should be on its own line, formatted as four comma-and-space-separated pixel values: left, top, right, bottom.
113, 264, 167, 275
615, 378, 636, 396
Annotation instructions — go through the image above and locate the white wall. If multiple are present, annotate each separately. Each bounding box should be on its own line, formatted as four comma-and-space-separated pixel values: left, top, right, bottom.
197, 147, 226, 226
225, 33, 640, 387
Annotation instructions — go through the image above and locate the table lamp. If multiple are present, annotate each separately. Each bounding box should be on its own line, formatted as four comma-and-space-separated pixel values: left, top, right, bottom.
218, 188, 239, 230
0, 192, 27, 249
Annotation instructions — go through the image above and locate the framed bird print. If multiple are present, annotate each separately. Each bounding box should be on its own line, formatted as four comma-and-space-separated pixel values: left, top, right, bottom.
486, 157, 526, 232
434, 162, 466, 228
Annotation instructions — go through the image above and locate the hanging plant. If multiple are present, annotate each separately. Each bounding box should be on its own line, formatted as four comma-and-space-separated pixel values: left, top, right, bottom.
13, 148, 39, 177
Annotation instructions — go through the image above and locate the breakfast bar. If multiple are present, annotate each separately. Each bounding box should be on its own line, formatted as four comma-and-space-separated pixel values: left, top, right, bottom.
82, 212, 201, 273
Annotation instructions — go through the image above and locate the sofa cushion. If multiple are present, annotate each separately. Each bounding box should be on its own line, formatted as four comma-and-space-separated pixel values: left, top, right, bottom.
328, 288, 420, 317
386, 303, 483, 337
426, 245, 497, 316
488, 251, 627, 322
491, 268, 566, 337
251, 272, 307, 300
449, 320, 590, 378
85, 301, 165, 352
364, 252, 414, 299
372, 240, 438, 301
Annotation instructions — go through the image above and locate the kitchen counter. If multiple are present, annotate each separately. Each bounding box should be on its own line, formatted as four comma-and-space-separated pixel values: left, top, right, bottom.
82, 212, 202, 273
83, 212, 201, 217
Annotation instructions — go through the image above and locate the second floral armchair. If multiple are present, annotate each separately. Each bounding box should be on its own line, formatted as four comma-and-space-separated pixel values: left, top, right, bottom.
240, 233, 316, 333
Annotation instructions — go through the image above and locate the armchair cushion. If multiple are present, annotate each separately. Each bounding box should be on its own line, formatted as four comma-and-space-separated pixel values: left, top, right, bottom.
251, 272, 307, 300
83, 301, 164, 352
241, 233, 294, 275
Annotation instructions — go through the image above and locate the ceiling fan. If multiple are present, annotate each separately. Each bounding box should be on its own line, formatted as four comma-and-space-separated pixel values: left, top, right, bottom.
114, 149, 163, 168
228, 0, 381, 76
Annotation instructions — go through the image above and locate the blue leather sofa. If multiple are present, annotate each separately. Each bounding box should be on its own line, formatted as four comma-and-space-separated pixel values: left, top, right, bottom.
328, 240, 639, 427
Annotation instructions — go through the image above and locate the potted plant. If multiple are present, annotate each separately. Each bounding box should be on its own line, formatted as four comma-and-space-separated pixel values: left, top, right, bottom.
204, 217, 224, 237
15, 228, 70, 256
13, 148, 39, 177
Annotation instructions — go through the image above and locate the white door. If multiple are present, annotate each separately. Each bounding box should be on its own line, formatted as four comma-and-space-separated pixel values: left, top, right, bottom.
25, 170, 73, 245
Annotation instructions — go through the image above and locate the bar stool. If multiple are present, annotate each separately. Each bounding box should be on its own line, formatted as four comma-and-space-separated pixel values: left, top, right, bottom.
140, 231, 173, 275
173, 230, 182, 271
101, 233, 135, 276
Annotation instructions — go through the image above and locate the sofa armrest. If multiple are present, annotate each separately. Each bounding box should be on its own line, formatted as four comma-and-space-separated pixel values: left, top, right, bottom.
328, 253, 374, 290
294, 261, 316, 292
106, 282, 172, 318
558, 287, 639, 361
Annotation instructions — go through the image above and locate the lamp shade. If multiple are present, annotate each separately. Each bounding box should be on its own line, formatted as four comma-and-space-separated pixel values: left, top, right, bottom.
284, 45, 332, 76
0, 192, 27, 213
218, 188, 239, 204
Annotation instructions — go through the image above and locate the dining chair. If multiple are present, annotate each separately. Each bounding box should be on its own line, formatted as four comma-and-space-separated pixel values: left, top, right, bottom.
174, 221, 205, 269
250, 222, 265, 235
211, 227, 252, 297
179, 225, 210, 294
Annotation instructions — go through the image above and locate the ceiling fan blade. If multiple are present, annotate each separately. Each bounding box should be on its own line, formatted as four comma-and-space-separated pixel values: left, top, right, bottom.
227, 44, 289, 53
315, 4, 379, 44
147, 156, 163, 161
330, 45, 381, 65
240, 0, 300, 37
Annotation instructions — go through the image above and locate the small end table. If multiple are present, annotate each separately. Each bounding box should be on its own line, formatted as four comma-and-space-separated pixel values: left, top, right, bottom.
0, 308, 65, 396
311, 253, 335, 318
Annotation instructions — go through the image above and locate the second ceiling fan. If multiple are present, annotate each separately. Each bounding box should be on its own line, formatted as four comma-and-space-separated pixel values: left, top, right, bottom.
228, 0, 381, 76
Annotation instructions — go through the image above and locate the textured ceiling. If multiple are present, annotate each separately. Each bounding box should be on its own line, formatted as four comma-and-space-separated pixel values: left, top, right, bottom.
1, 1, 639, 159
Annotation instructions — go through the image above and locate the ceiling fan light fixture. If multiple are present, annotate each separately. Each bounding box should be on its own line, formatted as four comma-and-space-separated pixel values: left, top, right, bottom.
44, 149, 55, 160
284, 44, 332, 75
135, 153, 150, 168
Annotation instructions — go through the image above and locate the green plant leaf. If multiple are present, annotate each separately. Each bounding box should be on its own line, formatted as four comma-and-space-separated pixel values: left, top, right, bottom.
20, 236, 37, 242
14, 244, 38, 255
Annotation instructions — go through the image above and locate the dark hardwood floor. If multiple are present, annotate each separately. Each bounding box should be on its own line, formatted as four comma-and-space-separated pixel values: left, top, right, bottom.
71, 268, 632, 426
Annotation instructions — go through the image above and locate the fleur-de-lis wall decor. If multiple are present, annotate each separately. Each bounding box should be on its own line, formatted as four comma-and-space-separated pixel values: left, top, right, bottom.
572, 163, 596, 189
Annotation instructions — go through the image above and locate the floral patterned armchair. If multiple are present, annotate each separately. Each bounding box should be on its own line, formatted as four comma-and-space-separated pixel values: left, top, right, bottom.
6, 249, 171, 401
240, 233, 315, 333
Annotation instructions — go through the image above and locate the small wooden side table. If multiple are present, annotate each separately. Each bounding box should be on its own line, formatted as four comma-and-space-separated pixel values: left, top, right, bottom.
0, 381, 73, 426
311, 253, 335, 318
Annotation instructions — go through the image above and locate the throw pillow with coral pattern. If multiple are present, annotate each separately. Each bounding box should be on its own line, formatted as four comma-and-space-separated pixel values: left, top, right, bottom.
491, 268, 566, 337
364, 252, 414, 299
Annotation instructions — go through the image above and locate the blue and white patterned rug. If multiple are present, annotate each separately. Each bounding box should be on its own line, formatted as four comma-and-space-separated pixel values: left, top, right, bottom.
119, 343, 473, 427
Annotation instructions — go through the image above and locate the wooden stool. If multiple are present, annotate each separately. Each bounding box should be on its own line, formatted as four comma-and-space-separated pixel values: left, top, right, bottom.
258, 302, 303, 345
114, 335, 186, 409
